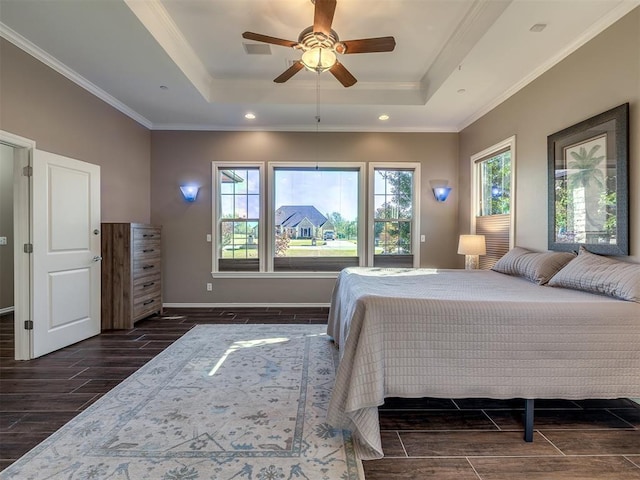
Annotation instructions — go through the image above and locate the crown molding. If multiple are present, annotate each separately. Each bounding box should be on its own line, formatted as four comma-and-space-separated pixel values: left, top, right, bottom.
0, 22, 152, 129
151, 123, 457, 133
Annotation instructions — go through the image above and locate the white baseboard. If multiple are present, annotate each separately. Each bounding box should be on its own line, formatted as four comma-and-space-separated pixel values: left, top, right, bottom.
0, 306, 15, 315
163, 303, 330, 309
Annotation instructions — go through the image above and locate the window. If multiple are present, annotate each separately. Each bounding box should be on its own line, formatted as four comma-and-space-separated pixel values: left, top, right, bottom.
212, 161, 419, 276
478, 150, 511, 216
370, 164, 420, 268
271, 164, 363, 272
471, 137, 516, 269
213, 164, 263, 272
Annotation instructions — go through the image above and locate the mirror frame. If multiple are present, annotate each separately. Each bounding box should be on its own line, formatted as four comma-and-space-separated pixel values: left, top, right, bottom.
547, 103, 629, 256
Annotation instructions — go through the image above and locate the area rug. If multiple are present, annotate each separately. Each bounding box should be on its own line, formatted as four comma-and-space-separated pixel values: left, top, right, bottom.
1, 325, 363, 480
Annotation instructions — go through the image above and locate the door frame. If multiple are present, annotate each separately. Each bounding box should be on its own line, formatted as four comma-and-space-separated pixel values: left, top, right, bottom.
1, 130, 34, 360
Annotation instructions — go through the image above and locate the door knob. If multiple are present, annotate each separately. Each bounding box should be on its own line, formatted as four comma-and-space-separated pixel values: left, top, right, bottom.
93, 255, 103, 262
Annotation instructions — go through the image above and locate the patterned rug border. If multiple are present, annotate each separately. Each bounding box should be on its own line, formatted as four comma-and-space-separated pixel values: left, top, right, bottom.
1, 324, 363, 480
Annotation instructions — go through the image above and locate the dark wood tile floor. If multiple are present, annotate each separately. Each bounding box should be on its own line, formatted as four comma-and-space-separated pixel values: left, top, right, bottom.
1, 309, 639, 479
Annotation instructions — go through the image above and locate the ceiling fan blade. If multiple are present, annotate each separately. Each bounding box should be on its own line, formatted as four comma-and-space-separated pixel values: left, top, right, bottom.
242, 32, 298, 48
339, 36, 396, 54
329, 62, 357, 88
313, 0, 337, 36
274, 62, 305, 83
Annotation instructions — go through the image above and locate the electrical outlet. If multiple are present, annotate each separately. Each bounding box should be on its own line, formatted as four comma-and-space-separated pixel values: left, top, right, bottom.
420, 234, 426, 242
0, 237, 7, 246
206, 234, 212, 242
206, 283, 213, 291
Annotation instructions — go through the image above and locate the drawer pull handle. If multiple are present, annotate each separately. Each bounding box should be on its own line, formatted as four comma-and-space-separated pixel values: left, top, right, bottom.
143, 282, 155, 288
143, 299, 154, 306
142, 234, 155, 238
143, 249, 155, 253
142, 265, 155, 270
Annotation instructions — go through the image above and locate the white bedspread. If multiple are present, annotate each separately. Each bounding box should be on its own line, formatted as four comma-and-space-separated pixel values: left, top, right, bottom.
326, 267, 640, 459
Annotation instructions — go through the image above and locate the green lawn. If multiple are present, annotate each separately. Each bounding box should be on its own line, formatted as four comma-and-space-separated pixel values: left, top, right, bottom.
222, 239, 384, 258
285, 246, 357, 256
221, 239, 364, 258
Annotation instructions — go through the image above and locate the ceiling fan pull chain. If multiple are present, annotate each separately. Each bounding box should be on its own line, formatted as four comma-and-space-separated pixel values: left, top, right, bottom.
316, 72, 321, 125
315, 72, 321, 169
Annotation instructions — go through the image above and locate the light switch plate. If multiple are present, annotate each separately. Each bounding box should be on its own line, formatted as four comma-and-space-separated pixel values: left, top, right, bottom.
0, 237, 7, 246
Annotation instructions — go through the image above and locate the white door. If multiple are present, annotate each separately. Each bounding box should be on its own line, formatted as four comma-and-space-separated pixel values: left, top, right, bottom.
32, 149, 101, 357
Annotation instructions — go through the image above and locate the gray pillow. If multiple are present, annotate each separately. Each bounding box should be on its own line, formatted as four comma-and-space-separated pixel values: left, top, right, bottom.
492, 246, 576, 285
548, 246, 640, 302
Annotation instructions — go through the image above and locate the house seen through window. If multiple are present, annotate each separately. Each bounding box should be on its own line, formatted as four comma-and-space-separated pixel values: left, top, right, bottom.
273, 167, 360, 272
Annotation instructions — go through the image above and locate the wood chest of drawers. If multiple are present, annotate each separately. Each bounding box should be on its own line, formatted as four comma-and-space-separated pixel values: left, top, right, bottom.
101, 223, 162, 330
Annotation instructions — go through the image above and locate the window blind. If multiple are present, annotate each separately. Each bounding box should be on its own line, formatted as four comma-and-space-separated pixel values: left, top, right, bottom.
476, 213, 510, 269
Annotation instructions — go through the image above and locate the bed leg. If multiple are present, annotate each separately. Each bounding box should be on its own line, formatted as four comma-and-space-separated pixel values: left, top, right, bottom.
524, 399, 534, 442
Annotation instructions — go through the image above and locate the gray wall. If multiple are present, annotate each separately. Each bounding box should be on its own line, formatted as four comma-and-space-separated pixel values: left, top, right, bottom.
0, 144, 14, 309
1, 7, 637, 308
0, 39, 151, 223
150, 131, 460, 304
459, 7, 640, 263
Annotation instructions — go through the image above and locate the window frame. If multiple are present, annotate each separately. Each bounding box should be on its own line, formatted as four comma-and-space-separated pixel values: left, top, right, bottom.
267, 162, 366, 273
212, 161, 421, 278
212, 162, 265, 275
470, 136, 516, 247
368, 163, 421, 268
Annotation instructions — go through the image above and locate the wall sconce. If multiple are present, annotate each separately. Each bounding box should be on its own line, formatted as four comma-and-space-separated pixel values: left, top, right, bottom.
457, 234, 486, 270
430, 180, 452, 202
180, 185, 199, 202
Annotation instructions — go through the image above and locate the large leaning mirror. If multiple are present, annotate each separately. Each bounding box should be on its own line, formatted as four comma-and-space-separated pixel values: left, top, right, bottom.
548, 103, 629, 256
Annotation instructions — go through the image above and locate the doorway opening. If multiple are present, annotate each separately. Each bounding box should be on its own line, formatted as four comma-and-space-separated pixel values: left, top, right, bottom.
0, 131, 34, 360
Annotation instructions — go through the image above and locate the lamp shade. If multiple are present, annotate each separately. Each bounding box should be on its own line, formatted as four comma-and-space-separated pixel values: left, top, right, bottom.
180, 185, 199, 202
432, 186, 452, 202
457, 235, 486, 255
429, 179, 452, 202
301, 47, 337, 72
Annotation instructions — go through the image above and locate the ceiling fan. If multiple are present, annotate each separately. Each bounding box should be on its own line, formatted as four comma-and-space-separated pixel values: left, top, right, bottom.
242, 0, 396, 87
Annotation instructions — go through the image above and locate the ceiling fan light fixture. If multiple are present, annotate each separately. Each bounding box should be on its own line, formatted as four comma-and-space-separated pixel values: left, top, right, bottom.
301, 47, 337, 72
243, 0, 394, 87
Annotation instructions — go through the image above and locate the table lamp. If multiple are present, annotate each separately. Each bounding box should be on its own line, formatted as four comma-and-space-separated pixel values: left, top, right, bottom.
458, 234, 486, 270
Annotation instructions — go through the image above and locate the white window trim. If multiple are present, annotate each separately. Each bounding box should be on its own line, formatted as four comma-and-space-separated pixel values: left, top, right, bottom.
212, 161, 422, 278
211, 162, 265, 275
267, 161, 366, 272
470, 135, 516, 247
368, 162, 421, 267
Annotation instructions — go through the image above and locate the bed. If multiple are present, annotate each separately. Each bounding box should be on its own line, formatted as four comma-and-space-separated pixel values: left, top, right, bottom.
326, 255, 640, 460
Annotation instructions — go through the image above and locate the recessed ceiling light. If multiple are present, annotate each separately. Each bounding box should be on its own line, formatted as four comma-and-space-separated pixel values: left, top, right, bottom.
245, 113, 256, 120
530, 23, 547, 32
378, 114, 389, 121
457, 88, 466, 94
